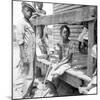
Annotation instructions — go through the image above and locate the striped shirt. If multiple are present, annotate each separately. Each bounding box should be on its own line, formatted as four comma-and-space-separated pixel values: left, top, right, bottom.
16, 17, 36, 62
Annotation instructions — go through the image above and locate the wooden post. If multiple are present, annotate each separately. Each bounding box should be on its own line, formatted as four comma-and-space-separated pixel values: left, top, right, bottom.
87, 21, 94, 77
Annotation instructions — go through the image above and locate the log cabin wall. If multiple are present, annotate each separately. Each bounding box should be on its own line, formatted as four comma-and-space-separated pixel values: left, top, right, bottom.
52, 3, 96, 77
52, 3, 93, 47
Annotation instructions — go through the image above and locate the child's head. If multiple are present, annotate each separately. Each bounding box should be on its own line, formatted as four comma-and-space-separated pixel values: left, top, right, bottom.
36, 2, 43, 10
22, 2, 36, 19
60, 25, 70, 40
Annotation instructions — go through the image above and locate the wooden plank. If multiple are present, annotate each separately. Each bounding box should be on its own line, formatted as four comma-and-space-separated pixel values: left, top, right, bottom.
53, 32, 81, 35
54, 6, 89, 16
60, 68, 91, 88
53, 36, 79, 41
71, 29, 83, 33
53, 4, 73, 11
70, 33, 80, 37
54, 5, 86, 14
53, 32, 80, 37
53, 28, 82, 33
60, 73, 82, 88
53, 39, 79, 45
53, 24, 83, 29
87, 21, 94, 77
53, 37, 61, 40
71, 61, 87, 67
68, 25, 83, 29
54, 5, 84, 14
30, 11, 95, 26
53, 4, 73, 9
53, 4, 63, 8
65, 68, 91, 82
30, 11, 76, 25
53, 30, 82, 34
53, 25, 83, 29
69, 37, 78, 40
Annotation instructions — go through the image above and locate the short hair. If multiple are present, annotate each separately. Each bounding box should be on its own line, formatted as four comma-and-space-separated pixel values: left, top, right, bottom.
60, 25, 70, 37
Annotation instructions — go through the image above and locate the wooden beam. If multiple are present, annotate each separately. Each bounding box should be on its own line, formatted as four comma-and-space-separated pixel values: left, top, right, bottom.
66, 68, 91, 82
87, 21, 94, 77
60, 73, 82, 88
59, 68, 91, 88
30, 11, 95, 26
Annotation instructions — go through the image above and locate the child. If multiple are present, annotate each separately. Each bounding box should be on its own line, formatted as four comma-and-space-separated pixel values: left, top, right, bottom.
32, 2, 47, 58
36, 2, 46, 16
43, 25, 75, 97
78, 44, 97, 94
15, 2, 39, 98
32, 2, 46, 18
78, 22, 88, 54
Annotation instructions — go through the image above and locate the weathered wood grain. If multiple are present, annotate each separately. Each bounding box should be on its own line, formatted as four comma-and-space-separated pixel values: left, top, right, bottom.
53, 4, 74, 12
87, 21, 94, 77
60, 73, 82, 88
54, 5, 84, 14
30, 11, 95, 26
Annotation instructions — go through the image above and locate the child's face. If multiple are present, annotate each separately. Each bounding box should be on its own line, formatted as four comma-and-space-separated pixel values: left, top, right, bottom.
37, 2, 43, 9
22, 6, 33, 19
61, 28, 69, 40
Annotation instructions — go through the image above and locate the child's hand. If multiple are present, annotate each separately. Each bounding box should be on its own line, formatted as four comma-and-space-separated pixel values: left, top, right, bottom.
32, 13, 40, 18
52, 73, 59, 79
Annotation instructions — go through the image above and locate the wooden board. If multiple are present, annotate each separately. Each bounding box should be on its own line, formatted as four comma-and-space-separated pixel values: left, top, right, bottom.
53, 25, 83, 29
53, 5, 88, 15
54, 5, 84, 14
30, 11, 95, 26
53, 28, 82, 33
53, 4, 63, 8
53, 4, 74, 12
59, 68, 91, 88
87, 21, 94, 77
60, 72, 82, 88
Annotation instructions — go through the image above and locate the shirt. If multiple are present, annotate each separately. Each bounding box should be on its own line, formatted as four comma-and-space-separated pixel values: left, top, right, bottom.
15, 17, 36, 97
58, 40, 75, 63
78, 27, 88, 42
16, 17, 36, 62
16, 17, 36, 80
91, 45, 97, 59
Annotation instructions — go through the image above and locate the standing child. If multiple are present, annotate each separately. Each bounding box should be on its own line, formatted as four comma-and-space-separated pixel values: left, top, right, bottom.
15, 2, 38, 98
